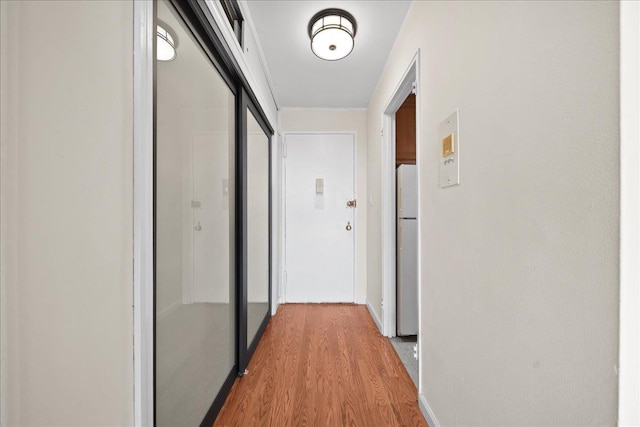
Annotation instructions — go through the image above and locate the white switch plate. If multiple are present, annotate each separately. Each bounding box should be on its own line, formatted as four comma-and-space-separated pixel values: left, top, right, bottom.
439, 110, 460, 188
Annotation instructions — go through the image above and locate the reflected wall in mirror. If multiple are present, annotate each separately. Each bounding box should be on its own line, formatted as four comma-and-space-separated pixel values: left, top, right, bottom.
246, 109, 270, 347
155, 1, 236, 425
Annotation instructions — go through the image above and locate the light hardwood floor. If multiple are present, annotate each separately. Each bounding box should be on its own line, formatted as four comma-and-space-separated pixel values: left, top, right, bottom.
213, 303, 427, 426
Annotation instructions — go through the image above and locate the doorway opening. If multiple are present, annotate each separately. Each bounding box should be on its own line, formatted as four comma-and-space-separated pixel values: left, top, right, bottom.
392, 92, 418, 386
381, 51, 421, 392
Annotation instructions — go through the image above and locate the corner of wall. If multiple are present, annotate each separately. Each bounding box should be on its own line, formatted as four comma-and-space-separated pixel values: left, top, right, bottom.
365, 299, 383, 333
418, 394, 440, 427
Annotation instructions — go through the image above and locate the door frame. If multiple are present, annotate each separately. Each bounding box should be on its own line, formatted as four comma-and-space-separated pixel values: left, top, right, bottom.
380, 50, 422, 384
238, 88, 273, 374
133, 0, 154, 425
281, 131, 358, 304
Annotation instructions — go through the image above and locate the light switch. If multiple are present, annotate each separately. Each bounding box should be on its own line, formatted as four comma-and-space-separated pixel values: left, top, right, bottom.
442, 134, 455, 157
315, 178, 324, 194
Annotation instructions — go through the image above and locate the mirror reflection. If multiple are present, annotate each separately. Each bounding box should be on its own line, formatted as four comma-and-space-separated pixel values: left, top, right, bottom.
155, 1, 236, 425
246, 109, 270, 347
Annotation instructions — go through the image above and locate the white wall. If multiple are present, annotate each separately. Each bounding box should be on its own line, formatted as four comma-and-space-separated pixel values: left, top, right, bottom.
367, 1, 620, 425
619, 1, 640, 425
241, 5, 279, 120
280, 109, 368, 304
0, 1, 134, 425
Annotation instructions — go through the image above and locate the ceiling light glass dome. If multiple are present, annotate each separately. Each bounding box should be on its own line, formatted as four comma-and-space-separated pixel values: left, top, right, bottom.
157, 23, 177, 62
308, 9, 357, 61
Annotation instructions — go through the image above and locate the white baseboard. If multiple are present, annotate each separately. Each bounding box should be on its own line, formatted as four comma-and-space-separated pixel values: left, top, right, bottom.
355, 296, 366, 304
366, 299, 383, 333
419, 393, 440, 427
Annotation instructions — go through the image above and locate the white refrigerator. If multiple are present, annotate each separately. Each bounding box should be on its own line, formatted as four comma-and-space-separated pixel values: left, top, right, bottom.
397, 164, 418, 336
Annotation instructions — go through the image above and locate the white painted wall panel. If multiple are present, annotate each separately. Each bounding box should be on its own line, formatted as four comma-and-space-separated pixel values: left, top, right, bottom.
368, 1, 620, 425
0, 1, 134, 424
242, 21, 278, 120
619, 1, 640, 424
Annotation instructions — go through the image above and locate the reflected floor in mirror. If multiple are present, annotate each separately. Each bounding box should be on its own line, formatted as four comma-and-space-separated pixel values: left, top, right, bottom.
156, 303, 234, 427
247, 302, 269, 346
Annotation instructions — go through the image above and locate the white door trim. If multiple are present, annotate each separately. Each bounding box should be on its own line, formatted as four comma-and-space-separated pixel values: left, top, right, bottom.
619, 2, 640, 425
271, 130, 281, 314
133, 1, 154, 425
380, 50, 421, 388
281, 131, 358, 304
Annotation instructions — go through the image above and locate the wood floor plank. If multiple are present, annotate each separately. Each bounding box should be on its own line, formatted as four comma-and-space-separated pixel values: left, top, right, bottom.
213, 304, 427, 427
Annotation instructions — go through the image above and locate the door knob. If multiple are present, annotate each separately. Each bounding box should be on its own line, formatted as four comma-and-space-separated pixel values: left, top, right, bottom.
194, 222, 202, 231
346, 221, 352, 231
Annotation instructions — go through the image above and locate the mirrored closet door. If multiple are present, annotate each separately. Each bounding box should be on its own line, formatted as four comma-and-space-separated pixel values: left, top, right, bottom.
155, 1, 236, 425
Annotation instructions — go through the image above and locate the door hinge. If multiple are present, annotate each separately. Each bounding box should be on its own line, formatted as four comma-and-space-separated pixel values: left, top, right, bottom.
380, 129, 384, 137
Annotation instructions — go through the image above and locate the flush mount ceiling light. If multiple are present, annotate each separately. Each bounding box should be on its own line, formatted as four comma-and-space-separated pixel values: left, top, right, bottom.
157, 22, 177, 61
308, 8, 357, 61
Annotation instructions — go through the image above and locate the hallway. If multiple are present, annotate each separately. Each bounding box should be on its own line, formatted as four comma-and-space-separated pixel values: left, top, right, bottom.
213, 304, 427, 426
1, 1, 637, 425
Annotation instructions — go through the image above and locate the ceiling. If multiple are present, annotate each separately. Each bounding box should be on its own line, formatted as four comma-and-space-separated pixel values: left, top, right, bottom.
244, 0, 412, 109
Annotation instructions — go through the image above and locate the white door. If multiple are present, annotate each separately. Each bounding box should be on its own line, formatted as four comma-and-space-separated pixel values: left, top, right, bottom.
284, 133, 355, 303
188, 132, 230, 304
